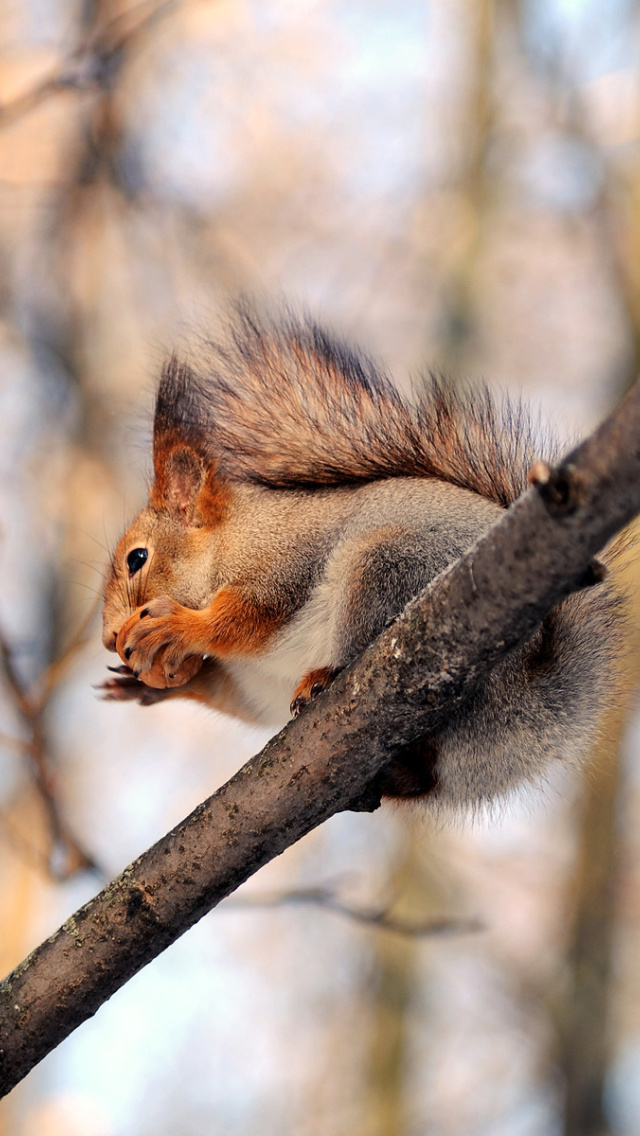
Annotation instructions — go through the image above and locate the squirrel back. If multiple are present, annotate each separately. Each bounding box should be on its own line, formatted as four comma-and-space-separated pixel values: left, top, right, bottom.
102, 304, 623, 811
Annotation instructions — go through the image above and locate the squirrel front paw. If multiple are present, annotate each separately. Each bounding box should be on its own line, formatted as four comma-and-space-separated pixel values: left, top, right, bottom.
116, 597, 205, 688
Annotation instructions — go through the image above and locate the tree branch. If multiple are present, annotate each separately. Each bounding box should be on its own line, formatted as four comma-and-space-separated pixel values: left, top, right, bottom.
1, 378, 640, 1097
0, 608, 100, 879
225, 885, 483, 938
0, 1, 179, 130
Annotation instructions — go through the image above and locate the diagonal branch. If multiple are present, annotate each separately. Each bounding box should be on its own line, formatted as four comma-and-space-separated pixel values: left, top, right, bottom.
1, 378, 640, 1098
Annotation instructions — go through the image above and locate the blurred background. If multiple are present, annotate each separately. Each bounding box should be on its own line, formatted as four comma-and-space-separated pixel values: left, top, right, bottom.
0, 1, 639, 1133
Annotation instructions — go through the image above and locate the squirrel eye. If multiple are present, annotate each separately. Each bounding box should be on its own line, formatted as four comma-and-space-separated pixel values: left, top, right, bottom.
126, 548, 148, 576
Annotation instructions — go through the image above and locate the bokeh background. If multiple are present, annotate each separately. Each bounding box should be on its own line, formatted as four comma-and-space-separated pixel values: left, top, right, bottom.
1, 1, 640, 1133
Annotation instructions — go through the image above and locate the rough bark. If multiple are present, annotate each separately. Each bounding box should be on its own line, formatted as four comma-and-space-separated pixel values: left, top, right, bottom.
1, 379, 640, 1098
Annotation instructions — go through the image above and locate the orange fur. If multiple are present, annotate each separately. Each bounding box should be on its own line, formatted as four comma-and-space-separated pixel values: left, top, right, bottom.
290, 667, 338, 715
116, 586, 285, 685
199, 587, 284, 656
150, 450, 230, 528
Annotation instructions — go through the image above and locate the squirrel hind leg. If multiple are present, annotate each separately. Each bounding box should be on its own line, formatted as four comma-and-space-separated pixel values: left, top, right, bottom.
379, 736, 441, 799
328, 525, 447, 665
284, 527, 441, 720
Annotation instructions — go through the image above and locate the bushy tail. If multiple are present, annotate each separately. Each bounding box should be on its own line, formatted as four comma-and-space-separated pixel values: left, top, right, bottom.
181, 303, 553, 508
432, 581, 624, 811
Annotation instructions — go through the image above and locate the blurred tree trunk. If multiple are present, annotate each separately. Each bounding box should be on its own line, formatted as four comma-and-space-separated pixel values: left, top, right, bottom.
438, 0, 494, 372
0, 792, 51, 1136
359, 826, 450, 1136
559, 724, 621, 1136
543, 57, 640, 1132
558, 541, 640, 1136
359, 832, 418, 1136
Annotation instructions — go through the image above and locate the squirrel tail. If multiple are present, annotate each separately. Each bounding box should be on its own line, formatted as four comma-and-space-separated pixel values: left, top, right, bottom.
188, 302, 552, 508
428, 579, 625, 811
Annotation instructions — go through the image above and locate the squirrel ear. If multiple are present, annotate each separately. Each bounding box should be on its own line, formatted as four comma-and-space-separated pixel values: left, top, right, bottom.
150, 356, 228, 525
150, 356, 208, 523
152, 446, 207, 523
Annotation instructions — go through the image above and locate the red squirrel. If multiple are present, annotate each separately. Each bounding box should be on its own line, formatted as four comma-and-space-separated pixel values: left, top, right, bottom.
101, 304, 622, 807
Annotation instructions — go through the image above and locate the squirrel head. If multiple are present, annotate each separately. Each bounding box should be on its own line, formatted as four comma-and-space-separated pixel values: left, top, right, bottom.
102, 358, 229, 652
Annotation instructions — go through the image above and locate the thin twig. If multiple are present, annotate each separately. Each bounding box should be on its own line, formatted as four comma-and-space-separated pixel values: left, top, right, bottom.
38, 598, 100, 704
0, 624, 99, 878
0, 0, 180, 129
227, 887, 482, 939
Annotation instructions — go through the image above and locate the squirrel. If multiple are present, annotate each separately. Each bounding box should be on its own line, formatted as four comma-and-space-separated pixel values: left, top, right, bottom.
101, 303, 623, 809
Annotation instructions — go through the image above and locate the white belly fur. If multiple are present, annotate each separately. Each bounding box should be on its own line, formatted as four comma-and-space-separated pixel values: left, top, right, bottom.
224, 577, 339, 726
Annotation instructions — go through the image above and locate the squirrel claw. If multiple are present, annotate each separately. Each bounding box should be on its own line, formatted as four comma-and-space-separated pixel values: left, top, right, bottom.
97, 675, 174, 706
289, 667, 339, 717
